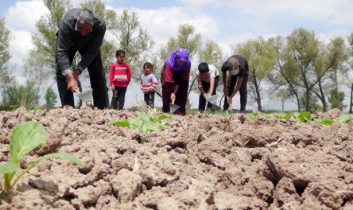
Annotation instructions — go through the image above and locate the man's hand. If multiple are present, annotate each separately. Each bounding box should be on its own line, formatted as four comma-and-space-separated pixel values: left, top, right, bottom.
203, 93, 210, 99
227, 96, 233, 106
66, 74, 78, 92
73, 69, 82, 80
111, 85, 115, 91
170, 93, 176, 103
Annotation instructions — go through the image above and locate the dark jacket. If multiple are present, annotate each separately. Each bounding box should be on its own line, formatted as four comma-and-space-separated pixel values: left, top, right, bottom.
56, 8, 106, 73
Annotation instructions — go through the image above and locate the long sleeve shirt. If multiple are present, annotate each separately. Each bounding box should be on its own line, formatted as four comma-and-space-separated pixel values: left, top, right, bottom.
56, 8, 106, 75
109, 63, 131, 87
161, 63, 190, 85
141, 73, 158, 93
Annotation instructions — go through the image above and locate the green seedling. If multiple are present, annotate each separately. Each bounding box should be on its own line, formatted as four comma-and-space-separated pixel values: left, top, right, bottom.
112, 112, 172, 133
272, 112, 294, 121
0, 121, 82, 193
223, 110, 231, 116
338, 114, 353, 123
316, 118, 335, 126
248, 112, 258, 120
294, 112, 311, 122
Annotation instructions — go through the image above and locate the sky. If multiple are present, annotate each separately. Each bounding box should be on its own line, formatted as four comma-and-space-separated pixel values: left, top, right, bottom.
1, 0, 353, 109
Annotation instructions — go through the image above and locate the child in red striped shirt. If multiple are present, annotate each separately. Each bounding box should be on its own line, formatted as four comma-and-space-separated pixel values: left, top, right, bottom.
140, 62, 158, 108
109, 50, 131, 110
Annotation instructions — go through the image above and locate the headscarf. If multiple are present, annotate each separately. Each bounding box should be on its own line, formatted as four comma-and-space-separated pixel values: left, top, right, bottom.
165, 48, 191, 71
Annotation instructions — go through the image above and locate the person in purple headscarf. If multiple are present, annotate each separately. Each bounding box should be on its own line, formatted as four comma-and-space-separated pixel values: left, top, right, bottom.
161, 48, 191, 115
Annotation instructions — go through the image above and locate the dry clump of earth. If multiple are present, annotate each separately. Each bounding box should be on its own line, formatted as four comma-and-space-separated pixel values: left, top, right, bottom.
0, 107, 352, 210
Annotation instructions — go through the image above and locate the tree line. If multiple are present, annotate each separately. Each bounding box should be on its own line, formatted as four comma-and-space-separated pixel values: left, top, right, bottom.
0, 0, 352, 112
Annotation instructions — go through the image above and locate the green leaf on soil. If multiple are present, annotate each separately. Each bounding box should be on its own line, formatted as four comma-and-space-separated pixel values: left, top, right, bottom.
0, 163, 19, 176
1, 121, 81, 193
294, 112, 311, 122
338, 114, 353, 123
273, 112, 293, 120
111, 120, 130, 128
9, 121, 48, 163
248, 113, 258, 120
112, 113, 171, 133
316, 118, 334, 126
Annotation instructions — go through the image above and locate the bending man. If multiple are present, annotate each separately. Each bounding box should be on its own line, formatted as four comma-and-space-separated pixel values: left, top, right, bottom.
56, 8, 108, 109
222, 55, 249, 112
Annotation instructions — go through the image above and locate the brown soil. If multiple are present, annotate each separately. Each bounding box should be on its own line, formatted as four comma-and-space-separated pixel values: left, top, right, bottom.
0, 107, 353, 210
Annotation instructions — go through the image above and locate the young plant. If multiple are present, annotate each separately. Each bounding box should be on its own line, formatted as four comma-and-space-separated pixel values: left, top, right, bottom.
338, 114, 353, 123
294, 112, 311, 122
112, 112, 172, 133
0, 121, 82, 193
272, 112, 294, 121
316, 118, 335, 126
248, 112, 258, 120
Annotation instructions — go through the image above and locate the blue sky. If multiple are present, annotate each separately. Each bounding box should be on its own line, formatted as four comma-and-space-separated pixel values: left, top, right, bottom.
1, 0, 353, 109
0, 1, 13, 15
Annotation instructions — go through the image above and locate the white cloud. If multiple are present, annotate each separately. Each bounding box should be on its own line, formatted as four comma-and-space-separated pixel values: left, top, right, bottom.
180, 0, 353, 27
4, 0, 47, 32
113, 7, 219, 45
9, 30, 34, 67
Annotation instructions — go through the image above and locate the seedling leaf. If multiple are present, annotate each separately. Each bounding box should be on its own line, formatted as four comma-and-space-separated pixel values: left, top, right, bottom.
294, 112, 311, 122
112, 113, 171, 133
273, 112, 293, 120
111, 120, 130, 128
129, 118, 143, 129
1, 121, 81, 193
248, 113, 257, 120
9, 121, 48, 163
0, 163, 19, 176
316, 118, 334, 126
150, 113, 171, 122
338, 114, 353, 123
40, 153, 83, 165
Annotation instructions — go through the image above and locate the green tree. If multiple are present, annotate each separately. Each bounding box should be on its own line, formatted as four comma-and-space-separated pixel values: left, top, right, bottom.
327, 37, 347, 109
198, 40, 223, 66
312, 37, 347, 111
286, 28, 320, 112
270, 35, 302, 111
328, 89, 345, 110
0, 18, 13, 92
114, 9, 154, 77
44, 87, 57, 108
1, 83, 40, 110
160, 24, 201, 60
274, 88, 292, 112
235, 37, 277, 111
24, 53, 53, 101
